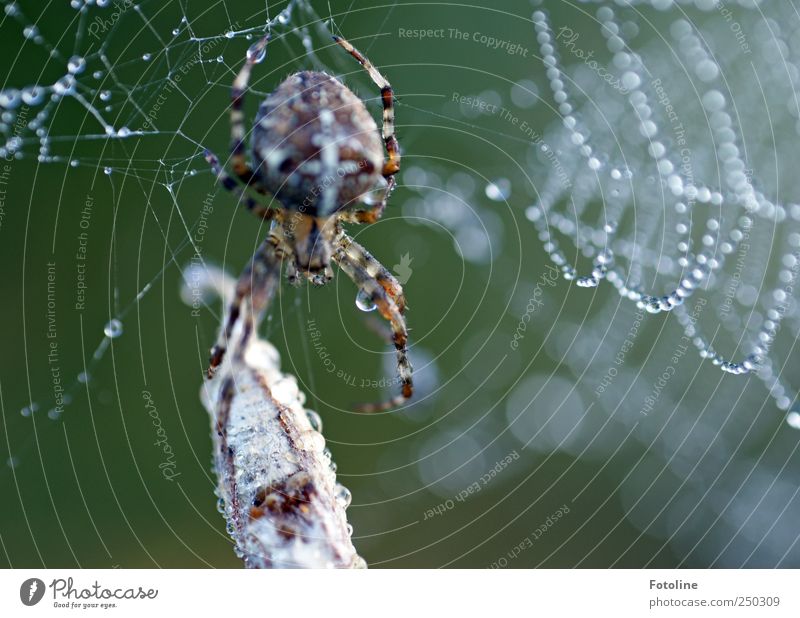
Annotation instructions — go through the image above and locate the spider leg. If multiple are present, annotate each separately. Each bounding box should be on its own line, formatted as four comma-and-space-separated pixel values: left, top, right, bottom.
333, 35, 401, 224
332, 35, 400, 178
229, 34, 271, 187
205, 149, 280, 221
337, 175, 397, 225
337, 231, 406, 312
333, 241, 413, 412
207, 235, 283, 378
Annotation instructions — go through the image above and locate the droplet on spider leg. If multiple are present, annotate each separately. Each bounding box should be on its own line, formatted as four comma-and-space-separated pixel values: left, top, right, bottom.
103, 319, 123, 339
355, 289, 377, 312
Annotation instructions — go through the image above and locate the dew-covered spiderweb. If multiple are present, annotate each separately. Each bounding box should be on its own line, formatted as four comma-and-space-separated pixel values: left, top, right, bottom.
522, 0, 799, 417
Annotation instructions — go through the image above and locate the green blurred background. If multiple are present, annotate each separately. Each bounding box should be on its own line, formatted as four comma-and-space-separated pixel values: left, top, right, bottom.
1, 0, 799, 568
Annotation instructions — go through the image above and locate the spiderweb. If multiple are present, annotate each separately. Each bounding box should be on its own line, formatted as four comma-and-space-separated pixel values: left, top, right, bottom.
521, 0, 800, 418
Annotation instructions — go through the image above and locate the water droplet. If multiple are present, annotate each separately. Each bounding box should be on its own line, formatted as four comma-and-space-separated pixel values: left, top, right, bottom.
93, 70, 104, 79
103, 318, 123, 338
216, 497, 226, 513
485, 178, 511, 201
172, 27, 180, 36
67, 55, 86, 75
70, 159, 79, 167
116, 126, 131, 137
20, 403, 38, 417
47, 408, 61, 421
104, 166, 112, 175
246, 42, 266, 64
355, 289, 377, 312
0, 89, 21, 109
99, 90, 111, 102
335, 484, 352, 509
224, 30, 235, 39
53, 75, 76, 96
22, 25, 38, 40
644, 298, 661, 314
786, 411, 800, 430
77, 371, 90, 384
21, 86, 44, 106
6, 456, 19, 469
142, 53, 152, 61
305, 409, 323, 432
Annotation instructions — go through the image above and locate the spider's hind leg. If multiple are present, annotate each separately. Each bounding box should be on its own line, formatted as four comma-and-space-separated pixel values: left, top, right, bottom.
207, 235, 283, 378
333, 238, 413, 412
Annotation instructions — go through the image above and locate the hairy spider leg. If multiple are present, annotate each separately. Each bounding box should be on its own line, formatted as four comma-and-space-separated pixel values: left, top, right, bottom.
229, 33, 271, 188
333, 239, 413, 412
207, 236, 283, 379
205, 149, 280, 221
338, 232, 406, 312
333, 34, 400, 224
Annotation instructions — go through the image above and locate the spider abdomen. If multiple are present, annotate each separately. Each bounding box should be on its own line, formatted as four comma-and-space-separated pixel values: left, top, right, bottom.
252, 71, 384, 216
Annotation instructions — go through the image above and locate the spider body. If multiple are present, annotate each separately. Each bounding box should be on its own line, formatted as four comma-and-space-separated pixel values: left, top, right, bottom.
205, 34, 412, 413
252, 70, 384, 216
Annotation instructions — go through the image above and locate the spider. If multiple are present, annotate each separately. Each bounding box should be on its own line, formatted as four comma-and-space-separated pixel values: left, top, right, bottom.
204, 33, 412, 412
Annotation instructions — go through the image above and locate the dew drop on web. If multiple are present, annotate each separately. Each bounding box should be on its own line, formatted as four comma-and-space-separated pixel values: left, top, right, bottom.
103, 319, 123, 339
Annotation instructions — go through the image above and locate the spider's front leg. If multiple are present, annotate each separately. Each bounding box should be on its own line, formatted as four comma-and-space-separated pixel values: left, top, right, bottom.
207, 235, 283, 378
333, 238, 413, 412
337, 175, 397, 225
229, 33, 270, 187
333, 34, 401, 225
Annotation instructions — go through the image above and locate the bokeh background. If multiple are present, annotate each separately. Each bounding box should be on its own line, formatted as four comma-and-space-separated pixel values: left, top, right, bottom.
1, 0, 799, 568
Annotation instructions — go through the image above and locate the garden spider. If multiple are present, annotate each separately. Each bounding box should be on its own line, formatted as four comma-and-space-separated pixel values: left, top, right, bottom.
204, 33, 412, 412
